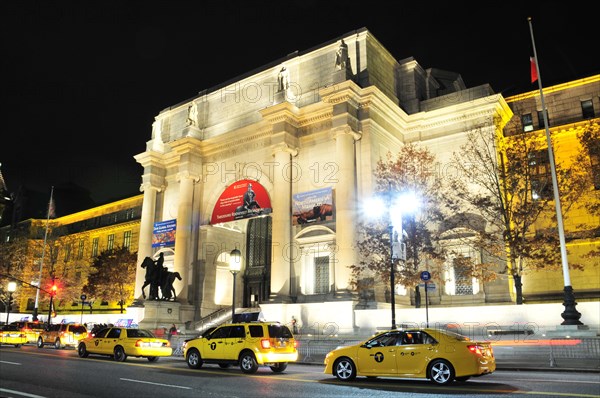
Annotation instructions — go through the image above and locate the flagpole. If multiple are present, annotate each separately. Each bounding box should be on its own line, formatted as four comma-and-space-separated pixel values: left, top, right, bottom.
32, 186, 54, 321
528, 17, 583, 326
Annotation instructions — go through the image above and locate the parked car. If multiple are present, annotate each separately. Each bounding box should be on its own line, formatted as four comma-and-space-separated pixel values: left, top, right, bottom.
77, 327, 172, 362
37, 323, 88, 349
11, 320, 46, 344
323, 328, 495, 385
0, 324, 28, 347
183, 321, 298, 374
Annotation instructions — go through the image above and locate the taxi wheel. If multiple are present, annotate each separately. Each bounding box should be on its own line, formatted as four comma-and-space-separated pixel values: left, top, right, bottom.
333, 357, 356, 381
37, 337, 44, 348
270, 362, 287, 373
239, 351, 259, 374
54, 339, 62, 349
78, 343, 89, 358
186, 348, 203, 369
147, 356, 158, 362
428, 359, 455, 385
114, 346, 128, 362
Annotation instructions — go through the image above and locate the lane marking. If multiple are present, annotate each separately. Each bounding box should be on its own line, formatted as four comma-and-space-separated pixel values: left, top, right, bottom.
120, 378, 191, 390
0, 388, 47, 398
0, 360, 22, 365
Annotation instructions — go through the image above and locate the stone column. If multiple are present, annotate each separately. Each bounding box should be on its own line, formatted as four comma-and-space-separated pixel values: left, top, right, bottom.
173, 170, 200, 303
134, 182, 162, 300
270, 144, 298, 300
333, 126, 361, 292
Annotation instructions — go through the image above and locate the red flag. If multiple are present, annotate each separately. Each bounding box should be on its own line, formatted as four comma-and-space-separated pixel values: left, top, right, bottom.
530, 56, 538, 83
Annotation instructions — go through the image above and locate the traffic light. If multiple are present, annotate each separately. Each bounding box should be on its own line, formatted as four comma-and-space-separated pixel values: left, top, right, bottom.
51, 284, 58, 296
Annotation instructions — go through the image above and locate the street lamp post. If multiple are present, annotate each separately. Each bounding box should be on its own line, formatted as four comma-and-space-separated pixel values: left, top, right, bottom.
229, 248, 242, 321
389, 221, 396, 330
6, 281, 17, 325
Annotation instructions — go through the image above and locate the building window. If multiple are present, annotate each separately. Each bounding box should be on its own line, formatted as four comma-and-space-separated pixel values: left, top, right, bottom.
537, 110, 549, 129
528, 149, 552, 199
92, 237, 99, 257
247, 217, 272, 268
522, 113, 534, 132
581, 99, 595, 119
64, 243, 72, 262
77, 239, 84, 260
314, 256, 330, 294
123, 231, 132, 250
107, 234, 115, 251
453, 258, 473, 295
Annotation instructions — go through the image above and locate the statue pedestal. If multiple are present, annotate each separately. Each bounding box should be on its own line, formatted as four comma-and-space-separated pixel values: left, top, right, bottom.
183, 125, 202, 139
137, 300, 182, 331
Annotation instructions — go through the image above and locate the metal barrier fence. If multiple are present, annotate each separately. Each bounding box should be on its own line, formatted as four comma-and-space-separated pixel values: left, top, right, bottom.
297, 339, 362, 363
549, 338, 600, 368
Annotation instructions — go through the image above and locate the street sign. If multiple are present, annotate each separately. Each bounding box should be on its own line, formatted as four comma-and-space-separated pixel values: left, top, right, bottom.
419, 283, 436, 290
80, 294, 87, 301
420, 271, 431, 281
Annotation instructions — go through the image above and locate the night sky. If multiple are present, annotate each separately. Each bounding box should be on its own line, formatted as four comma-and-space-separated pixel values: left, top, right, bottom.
2, 1, 597, 216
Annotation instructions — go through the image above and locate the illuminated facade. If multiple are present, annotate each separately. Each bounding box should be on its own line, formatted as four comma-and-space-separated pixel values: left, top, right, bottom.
502, 75, 600, 302
4, 32, 598, 333
133, 28, 515, 332
0, 195, 142, 317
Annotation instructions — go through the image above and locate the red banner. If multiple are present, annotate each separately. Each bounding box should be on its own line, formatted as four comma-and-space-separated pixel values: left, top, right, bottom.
211, 179, 272, 225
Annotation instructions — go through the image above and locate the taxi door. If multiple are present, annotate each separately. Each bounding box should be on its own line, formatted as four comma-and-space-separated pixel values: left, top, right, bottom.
203, 326, 230, 360
222, 325, 246, 360
356, 333, 400, 375
98, 327, 122, 354
395, 332, 430, 375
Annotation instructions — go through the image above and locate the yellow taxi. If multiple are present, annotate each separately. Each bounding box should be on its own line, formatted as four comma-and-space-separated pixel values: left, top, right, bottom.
0, 324, 28, 347
183, 321, 298, 374
324, 328, 495, 385
11, 320, 46, 344
77, 327, 172, 362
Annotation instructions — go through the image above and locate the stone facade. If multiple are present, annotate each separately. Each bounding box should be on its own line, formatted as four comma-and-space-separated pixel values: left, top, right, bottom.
133, 28, 514, 331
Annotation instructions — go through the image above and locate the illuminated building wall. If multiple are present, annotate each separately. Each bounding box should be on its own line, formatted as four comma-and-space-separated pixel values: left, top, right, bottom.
0, 195, 142, 317
503, 75, 600, 302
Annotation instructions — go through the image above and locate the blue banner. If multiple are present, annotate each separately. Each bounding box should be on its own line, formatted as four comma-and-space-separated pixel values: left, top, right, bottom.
152, 219, 176, 247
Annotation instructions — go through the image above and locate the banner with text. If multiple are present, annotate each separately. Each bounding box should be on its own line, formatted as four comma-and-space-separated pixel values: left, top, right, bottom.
211, 179, 272, 225
152, 219, 176, 247
292, 187, 334, 225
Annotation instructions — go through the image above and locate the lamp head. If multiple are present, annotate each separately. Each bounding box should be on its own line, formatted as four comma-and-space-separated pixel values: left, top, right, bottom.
229, 248, 242, 273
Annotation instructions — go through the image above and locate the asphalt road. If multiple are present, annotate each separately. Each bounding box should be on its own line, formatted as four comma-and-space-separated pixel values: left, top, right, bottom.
1, 345, 599, 398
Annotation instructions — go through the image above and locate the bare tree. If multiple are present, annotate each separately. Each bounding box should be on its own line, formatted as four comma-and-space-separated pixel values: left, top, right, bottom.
351, 143, 447, 307
446, 117, 591, 304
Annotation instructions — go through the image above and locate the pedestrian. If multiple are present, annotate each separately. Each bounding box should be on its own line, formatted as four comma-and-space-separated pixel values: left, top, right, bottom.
291, 316, 298, 334
168, 323, 177, 341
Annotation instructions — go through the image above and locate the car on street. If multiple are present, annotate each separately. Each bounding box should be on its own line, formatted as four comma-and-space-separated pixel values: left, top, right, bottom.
0, 324, 28, 347
77, 327, 172, 362
324, 328, 495, 385
183, 321, 298, 374
37, 323, 88, 349
11, 321, 47, 344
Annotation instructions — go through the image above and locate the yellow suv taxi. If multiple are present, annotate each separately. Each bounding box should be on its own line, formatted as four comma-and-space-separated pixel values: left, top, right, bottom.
37, 323, 88, 349
11, 321, 47, 344
183, 321, 298, 374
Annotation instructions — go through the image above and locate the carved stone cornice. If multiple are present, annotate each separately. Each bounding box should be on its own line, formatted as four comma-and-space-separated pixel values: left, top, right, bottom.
260, 101, 300, 127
